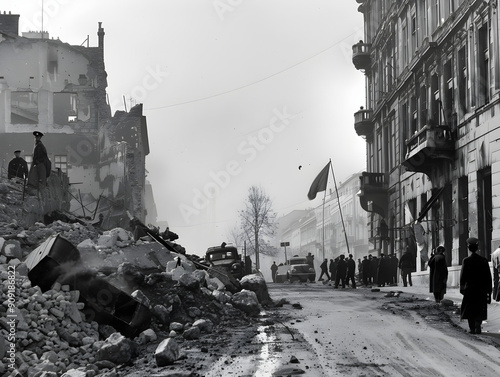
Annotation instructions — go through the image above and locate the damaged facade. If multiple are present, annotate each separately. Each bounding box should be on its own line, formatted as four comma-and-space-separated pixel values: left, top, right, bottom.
0, 12, 152, 228
353, 0, 499, 284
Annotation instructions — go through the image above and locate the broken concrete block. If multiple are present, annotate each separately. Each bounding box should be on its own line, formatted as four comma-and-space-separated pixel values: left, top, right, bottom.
183, 326, 201, 340
155, 338, 180, 367
152, 305, 170, 324
96, 233, 118, 248
131, 290, 151, 308
96, 332, 135, 365
109, 227, 131, 242
169, 322, 184, 332
231, 289, 260, 316
76, 239, 96, 251
3, 240, 22, 259
192, 319, 213, 333
192, 269, 207, 287
170, 264, 186, 280
61, 369, 87, 377
213, 290, 232, 304
178, 273, 200, 291
206, 276, 225, 291
240, 273, 272, 305
136, 328, 157, 344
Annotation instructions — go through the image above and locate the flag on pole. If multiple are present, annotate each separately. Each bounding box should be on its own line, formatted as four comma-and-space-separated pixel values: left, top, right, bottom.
307, 161, 331, 200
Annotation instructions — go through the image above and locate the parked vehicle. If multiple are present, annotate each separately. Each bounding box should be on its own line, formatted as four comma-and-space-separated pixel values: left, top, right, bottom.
204, 244, 246, 279
275, 255, 316, 283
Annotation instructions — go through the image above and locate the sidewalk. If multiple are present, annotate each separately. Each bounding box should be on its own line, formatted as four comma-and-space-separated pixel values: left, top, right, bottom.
369, 283, 500, 337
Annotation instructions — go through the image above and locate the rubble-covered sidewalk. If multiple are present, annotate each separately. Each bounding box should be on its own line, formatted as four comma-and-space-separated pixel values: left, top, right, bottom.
0, 178, 277, 377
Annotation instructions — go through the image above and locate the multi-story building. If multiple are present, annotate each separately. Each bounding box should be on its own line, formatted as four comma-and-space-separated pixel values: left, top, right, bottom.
0, 12, 153, 228
276, 172, 369, 267
353, 0, 498, 284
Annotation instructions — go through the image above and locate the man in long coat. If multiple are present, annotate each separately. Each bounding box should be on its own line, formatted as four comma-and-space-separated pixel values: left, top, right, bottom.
334, 255, 347, 288
428, 245, 448, 303
28, 131, 49, 189
460, 237, 492, 334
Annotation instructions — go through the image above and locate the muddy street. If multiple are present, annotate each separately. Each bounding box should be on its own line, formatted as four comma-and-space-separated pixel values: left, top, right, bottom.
200, 284, 500, 377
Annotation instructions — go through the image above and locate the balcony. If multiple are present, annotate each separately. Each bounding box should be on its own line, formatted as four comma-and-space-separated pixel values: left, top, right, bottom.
352, 42, 371, 71
354, 107, 373, 138
402, 124, 455, 175
358, 172, 388, 219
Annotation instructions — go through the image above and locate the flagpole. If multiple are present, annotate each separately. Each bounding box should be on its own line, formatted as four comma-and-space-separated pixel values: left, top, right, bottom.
322, 189, 326, 260
329, 159, 350, 255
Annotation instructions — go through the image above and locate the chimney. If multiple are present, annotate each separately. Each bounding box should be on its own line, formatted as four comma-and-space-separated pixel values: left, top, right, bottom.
97, 22, 105, 51
0, 12, 20, 35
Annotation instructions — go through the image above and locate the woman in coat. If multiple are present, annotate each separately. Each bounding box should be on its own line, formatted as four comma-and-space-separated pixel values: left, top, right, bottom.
460, 237, 493, 334
428, 245, 448, 303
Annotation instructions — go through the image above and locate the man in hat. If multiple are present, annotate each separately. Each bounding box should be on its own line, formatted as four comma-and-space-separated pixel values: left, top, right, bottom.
428, 245, 448, 303
28, 131, 49, 189
459, 237, 492, 334
8, 150, 28, 180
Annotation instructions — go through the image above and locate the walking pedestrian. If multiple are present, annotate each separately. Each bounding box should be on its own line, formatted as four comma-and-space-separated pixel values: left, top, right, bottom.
428, 245, 448, 303
318, 258, 330, 281
8, 150, 29, 180
334, 255, 347, 288
361, 256, 370, 286
459, 237, 493, 334
389, 254, 399, 285
271, 261, 278, 283
492, 244, 500, 302
329, 259, 336, 282
346, 254, 356, 288
399, 248, 415, 287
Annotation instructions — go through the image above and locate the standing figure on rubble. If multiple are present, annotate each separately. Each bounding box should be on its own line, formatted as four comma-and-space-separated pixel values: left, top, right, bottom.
28, 131, 50, 189
8, 150, 29, 180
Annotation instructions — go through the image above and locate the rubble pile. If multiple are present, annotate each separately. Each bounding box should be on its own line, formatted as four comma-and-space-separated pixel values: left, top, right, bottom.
0, 188, 273, 376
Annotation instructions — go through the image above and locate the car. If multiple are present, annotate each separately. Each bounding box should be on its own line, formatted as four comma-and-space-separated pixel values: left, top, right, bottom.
204, 245, 246, 279
275, 255, 316, 283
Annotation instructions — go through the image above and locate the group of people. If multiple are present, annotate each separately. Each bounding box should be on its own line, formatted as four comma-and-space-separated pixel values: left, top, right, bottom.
317, 254, 357, 289
7, 131, 50, 190
272, 237, 498, 335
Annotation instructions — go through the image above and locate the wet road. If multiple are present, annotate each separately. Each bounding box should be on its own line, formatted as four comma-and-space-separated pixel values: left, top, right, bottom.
203, 283, 500, 377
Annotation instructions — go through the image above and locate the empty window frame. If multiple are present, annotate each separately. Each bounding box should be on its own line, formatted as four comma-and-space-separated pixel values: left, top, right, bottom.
53, 93, 78, 126
11, 92, 39, 124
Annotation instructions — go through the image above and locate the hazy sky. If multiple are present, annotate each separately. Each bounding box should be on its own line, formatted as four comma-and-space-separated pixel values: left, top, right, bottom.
5, 0, 366, 255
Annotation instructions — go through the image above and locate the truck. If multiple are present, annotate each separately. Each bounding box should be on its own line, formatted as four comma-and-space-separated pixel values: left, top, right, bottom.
204, 244, 246, 280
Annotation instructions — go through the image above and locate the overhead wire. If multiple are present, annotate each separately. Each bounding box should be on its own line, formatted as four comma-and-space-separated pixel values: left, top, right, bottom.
145, 29, 361, 111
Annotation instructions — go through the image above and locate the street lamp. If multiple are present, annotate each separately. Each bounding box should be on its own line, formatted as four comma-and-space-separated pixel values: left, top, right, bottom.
280, 242, 290, 264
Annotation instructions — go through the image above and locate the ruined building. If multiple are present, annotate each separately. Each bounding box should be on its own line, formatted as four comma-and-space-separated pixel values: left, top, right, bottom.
353, 0, 498, 284
0, 12, 153, 228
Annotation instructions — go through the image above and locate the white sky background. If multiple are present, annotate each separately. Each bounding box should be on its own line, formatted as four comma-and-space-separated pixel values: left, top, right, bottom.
5, 0, 366, 255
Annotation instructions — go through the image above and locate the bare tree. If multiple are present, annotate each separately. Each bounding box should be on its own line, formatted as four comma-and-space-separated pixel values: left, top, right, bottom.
239, 186, 277, 270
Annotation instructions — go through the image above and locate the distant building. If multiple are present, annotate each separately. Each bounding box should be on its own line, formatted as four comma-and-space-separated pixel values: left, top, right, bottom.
352, 1, 499, 284
276, 172, 369, 264
0, 12, 155, 228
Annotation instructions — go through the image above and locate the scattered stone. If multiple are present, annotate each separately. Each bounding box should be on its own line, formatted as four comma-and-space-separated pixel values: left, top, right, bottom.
231, 290, 260, 316
96, 333, 136, 365
183, 326, 201, 340
155, 338, 180, 367
290, 355, 300, 363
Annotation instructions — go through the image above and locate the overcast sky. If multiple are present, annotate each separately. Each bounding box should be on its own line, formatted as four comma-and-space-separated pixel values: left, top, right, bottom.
6, 0, 366, 255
